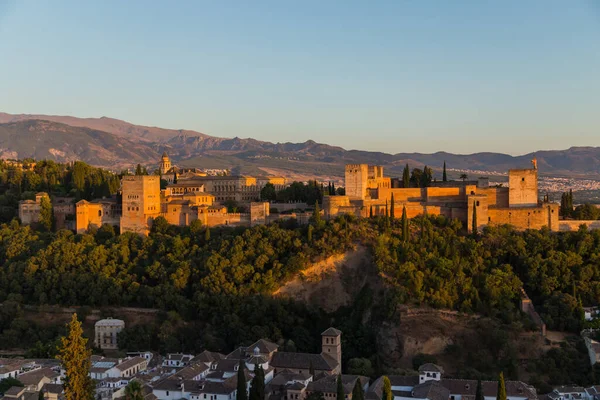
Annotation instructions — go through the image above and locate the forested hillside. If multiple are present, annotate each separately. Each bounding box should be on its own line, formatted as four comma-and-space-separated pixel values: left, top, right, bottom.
2, 212, 600, 388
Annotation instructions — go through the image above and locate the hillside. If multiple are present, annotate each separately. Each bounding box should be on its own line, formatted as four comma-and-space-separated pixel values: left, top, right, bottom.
0, 120, 159, 166
1, 112, 600, 178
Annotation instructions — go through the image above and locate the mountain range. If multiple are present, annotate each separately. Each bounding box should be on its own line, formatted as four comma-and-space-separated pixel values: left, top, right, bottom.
1, 112, 599, 180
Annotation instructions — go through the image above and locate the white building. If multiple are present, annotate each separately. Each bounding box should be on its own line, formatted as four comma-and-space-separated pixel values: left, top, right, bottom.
94, 318, 125, 350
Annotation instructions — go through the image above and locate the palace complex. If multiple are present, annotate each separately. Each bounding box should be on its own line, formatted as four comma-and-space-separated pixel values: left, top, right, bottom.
323, 160, 562, 232
73, 153, 292, 235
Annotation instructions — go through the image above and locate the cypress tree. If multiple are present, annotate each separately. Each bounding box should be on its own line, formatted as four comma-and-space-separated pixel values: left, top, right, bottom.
369, 205, 373, 218
352, 380, 364, 400
39, 195, 54, 231
336, 375, 344, 400
249, 364, 265, 400
402, 164, 410, 188
385, 200, 389, 218
205, 227, 211, 242
57, 314, 94, 400
307, 225, 314, 243
135, 164, 143, 176
475, 380, 484, 400
402, 206, 408, 242
331, 182, 335, 195
390, 193, 395, 219
313, 201, 322, 225
309, 361, 315, 378
497, 372, 506, 400
443, 161, 447, 182
382, 377, 392, 400
472, 201, 478, 235
173, 170, 178, 184
237, 359, 247, 400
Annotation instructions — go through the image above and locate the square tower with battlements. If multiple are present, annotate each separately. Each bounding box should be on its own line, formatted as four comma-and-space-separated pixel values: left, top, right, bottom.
120, 175, 161, 235
509, 168, 538, 207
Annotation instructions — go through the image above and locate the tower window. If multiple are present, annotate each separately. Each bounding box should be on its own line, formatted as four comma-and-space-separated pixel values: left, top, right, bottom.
522, 177, 525, 182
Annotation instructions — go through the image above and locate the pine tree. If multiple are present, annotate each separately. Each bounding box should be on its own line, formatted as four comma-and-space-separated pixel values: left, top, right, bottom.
56, 314, 94, 400
237, 359, 247, 400
497, 372, 506, 400
382, 376, 392, 400
39, 195, 54, 231
402, 164, 410, 188
249, 364, 265, 400
475, 380, 484, 400
336, 375, 344, 400
442, 161, 447, 182
390, 193, 395, 219
472, 201, 478, 235
402, 206, 408, 242
351, 379, 364, 400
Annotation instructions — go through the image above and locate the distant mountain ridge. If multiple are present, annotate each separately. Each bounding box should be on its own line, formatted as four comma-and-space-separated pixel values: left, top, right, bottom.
0, 112, 599, 179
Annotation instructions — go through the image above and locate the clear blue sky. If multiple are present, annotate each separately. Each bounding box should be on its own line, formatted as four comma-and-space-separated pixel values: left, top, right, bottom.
1, 1, 599, 155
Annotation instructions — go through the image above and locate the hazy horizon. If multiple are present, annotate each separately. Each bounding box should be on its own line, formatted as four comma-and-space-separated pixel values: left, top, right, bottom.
1, 1, 599, 155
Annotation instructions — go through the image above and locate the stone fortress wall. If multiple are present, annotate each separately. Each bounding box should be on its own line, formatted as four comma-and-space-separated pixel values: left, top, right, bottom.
324, 161, 561, 232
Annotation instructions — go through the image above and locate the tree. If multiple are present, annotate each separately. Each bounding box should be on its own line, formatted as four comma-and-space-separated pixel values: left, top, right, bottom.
347, 358, 375, 377
460, 173, 468, 182
125, 380, 144, 400
249, 364, 265, 400
475, 380, 484, 400
420, 166, 433, 187
312, 201, 322, 227
351, 379, 364, 400
151, 216, 169, 235
402, 164, 410, 188
390, 194, 395, 219
336, 375, 344, 400
173, 170, 177, 184
39, 195, 54, 231
369, 206, 373, 218
260, 183, 277, 201
307, 225, 314, 243
382, 376, 392, 400
0, 377, 23, 394
472, 201, 477, 235
237, 359, 247, 400
135, 164, 143, 176
205, 227, 211, 242
410, 168, 423, 187
497, 372, 506, 400
309, 361, 315, 377
56, 313, 94, 400
443, 161, 447, 182
402, 206, 408, 242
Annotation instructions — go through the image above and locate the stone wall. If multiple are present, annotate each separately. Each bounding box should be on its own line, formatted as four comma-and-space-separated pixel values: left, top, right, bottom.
488, 203, 559, 231
559, 220, 600, 231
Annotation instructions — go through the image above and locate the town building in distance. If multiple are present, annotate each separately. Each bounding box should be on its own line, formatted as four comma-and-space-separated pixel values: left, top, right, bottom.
323, 160, 564, 232
94, 318, 125, 350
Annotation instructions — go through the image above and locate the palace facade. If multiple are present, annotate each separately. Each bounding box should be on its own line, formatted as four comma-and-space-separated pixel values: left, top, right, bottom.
323, 161, 561, 232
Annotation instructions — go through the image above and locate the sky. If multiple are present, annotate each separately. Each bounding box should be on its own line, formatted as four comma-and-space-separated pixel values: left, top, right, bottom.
0, 1, 599, 155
